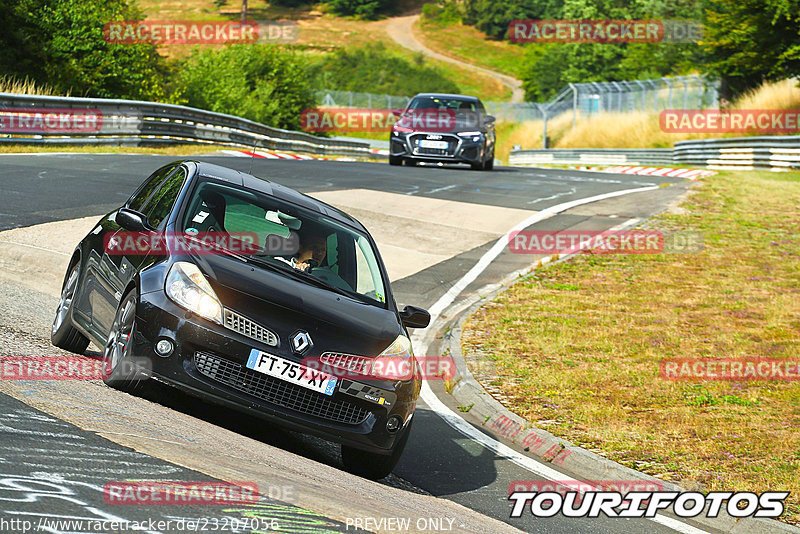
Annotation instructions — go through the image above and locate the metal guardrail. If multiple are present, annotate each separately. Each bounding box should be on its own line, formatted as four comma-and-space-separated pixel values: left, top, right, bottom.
674, 136, 800, 170
510, 137, 800, 171
509, 148, 675, 166
0, 93, 374, 157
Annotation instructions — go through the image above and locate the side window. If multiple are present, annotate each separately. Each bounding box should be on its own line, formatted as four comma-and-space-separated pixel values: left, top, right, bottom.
128, 164, 175, 212
141, 168, 187, 229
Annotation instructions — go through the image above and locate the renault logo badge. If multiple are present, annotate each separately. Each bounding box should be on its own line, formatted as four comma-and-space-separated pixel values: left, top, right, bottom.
291, 331, 313, 353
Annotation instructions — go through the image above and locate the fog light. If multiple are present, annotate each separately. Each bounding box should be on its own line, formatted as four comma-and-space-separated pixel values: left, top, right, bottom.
386, 415, 402, 433
155, 339, 174, 357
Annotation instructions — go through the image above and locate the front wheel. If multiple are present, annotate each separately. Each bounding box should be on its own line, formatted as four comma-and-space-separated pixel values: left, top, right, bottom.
484, 152, 495, 171
388, 155, 402, 166
102, 289, 145, 391
341, 419, 413, 480
51, 262, 90, 354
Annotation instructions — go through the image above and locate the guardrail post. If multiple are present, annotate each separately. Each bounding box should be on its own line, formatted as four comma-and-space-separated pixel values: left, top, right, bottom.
663, 77, 673, 110
681, 77, 689, 109
569, 83, 577, 129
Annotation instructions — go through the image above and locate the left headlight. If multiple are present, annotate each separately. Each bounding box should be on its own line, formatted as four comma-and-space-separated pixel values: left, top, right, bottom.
370, 335, 415, 381
165, 261, 223, 324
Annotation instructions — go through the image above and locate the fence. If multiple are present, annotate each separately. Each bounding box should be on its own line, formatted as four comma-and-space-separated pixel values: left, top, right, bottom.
316, 76, 719, 127
509, 136, 800, 171
0, 92, 373, 157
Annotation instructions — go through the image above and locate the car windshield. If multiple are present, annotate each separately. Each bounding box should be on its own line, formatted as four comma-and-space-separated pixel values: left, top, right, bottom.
181, 178, 388, 306
407, 96, 477, 112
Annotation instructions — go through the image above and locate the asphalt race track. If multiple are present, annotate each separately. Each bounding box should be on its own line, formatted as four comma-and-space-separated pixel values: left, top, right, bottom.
0, 153, 716, 534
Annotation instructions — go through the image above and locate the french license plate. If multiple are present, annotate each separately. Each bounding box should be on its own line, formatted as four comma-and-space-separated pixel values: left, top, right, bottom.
246, 349, 337, 396
419, 139, 449, 149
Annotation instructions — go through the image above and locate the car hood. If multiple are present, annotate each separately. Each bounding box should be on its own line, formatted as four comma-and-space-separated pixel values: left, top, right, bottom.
190, 253, 401, 360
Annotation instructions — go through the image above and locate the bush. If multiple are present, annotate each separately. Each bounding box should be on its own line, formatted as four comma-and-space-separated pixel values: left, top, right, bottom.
421, 1, 462, 25
326, 0, 392, 19
175, 45, 316, 131
309, 43, 461, 96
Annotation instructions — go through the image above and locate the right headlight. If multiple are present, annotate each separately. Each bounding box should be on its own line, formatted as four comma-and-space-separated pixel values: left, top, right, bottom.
370, 335, 414, 381
165, 261, 223, 324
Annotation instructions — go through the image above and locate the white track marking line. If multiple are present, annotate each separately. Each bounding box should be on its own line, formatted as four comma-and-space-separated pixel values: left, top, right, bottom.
0, 239, 71, 256
413, 184, 708, 533
423, 185, 658, 319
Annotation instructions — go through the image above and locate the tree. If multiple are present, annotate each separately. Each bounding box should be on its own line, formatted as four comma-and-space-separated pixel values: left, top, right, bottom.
703, 0, 800, 96
5, 0, 168, 100
176, 45, 316, 130
327, 0, 393, 19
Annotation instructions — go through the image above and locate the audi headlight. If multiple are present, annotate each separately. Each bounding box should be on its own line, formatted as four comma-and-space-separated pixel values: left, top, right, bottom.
370, 335, 414, 381
165, 261, 223, 324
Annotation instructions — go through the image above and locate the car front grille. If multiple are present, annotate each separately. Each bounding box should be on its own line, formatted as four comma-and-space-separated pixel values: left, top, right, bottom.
223, 308, 278, 347
320, 352, 372, 375
193, 351, 370, 425
410, 134, 458, 156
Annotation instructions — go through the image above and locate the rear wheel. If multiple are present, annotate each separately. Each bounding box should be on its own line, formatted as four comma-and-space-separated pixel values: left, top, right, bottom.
341, 419, 413, 480
103, 289, 145, 391
51, 262, 90, 354
388, 155, 402, 166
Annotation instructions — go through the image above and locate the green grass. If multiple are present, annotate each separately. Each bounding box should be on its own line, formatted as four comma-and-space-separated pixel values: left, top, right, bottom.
416, 16, 522, 80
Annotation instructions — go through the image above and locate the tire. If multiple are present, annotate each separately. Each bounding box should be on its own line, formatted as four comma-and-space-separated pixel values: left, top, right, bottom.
470, 160, 485, 170
404, 159, 419, 167
484, 152, 495, 171
341, 418, 413, 480
388, 155, 402, 166
102, 288, 145, 391
51, 262, 90, 354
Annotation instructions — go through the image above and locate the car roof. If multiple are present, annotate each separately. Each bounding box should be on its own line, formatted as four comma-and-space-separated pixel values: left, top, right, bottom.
411, 93, 481, 101
187, 160, 368, 233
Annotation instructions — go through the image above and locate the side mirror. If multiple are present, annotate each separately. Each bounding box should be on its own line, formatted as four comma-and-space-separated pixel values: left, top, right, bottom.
116, 208, 153, 232
400, 305, 431, 329
391, 109, 403, 117
485, 115, 496, 124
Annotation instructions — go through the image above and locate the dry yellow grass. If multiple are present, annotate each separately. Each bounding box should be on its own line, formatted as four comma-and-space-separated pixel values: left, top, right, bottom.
733, 78, 800, 110
508, 79, 800, 150
0, 75, 66, 96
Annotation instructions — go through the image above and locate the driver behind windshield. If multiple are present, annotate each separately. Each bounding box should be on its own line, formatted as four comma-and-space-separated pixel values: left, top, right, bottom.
275, 225, 327, 272
295, 229, 327, 272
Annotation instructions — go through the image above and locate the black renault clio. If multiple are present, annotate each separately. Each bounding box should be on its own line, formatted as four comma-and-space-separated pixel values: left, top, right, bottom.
51, 160, 430, 479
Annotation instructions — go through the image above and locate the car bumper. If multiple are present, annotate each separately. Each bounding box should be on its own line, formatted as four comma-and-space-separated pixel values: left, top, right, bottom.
390, 132, 487, 165
130, 289, 418, 454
